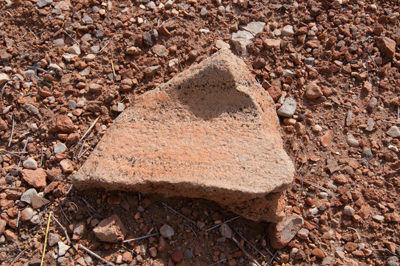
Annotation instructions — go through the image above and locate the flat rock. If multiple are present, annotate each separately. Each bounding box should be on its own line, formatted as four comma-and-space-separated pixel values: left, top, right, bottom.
160, 224, 174, 238
231, 30, 255, 56
67, 44, 81, 55
48, 233, 60, 247
281, 25, 294, 37
269, 214, 304, 249
36, 0, 53, 8
277, 97, 297, 117
60, 159, 74, 173
54, 38, 65, 46
126, 46, 142, 55
305, 82, 323, 99
219, 223, 233, 239
239, 22, 265, 36
73, 49, 294, 222
0, 73, 9, 86
54, 0, 71, 11
93, 214, 126, 242
0, 50, 12, 62
263, 38, 281, 49
366, 118, 375, 132
58, 242, 70, 256
20, 207, 34, 221
152, 44, 168, 58
20, 188, 38, 204
215, 40, 230, 50
347, 134, 359, 147
21, 168, 47, 188
31, 194, 50, 209
23, 157, 38, 169
387, 126, 400, 138
376, 37, 396, 58
0, 219, 6, 235
50, 115, 75, 133
320, 130, 334, 147
72, 221, 86, 240
54, 143, 67, 154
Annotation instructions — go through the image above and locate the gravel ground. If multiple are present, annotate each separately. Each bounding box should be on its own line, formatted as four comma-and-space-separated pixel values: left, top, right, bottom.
1, 0, 400, 265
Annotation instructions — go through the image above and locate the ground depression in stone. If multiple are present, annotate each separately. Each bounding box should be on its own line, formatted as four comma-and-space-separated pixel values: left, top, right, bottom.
73, 49, 294, 222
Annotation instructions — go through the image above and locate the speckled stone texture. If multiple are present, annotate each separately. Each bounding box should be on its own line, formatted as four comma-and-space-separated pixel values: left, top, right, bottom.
73, 49, 294, 222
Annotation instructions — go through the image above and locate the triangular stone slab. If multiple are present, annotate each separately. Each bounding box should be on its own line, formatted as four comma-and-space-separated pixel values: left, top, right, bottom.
73, 49, 294, 222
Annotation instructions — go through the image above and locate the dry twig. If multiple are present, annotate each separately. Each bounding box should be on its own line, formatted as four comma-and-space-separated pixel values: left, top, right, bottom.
360, 37, 379, 72
16, 209, 20, 228
220, 224, 261, 266
209, 258, 227, 265
79, 244, 116, 266
382, 120, 400, 125
0, 186, 22, 191
138, 228, 154, 244
294, 176, 338, 197
7, 114, 14, 147
99, 40, 110, 53
122, 233, 160, 243
10, 244, 31, 265
161, 202, 196, 224
17, 138, 29, 167
79, 116, 101, 144
78, 145, 91, 159
28, 28, 39, 40
205, 216, 240, 232
1, 81, 8, 99
62, 29, 79, 45
40, 147, 44, 167
40, 211, 52, 266
59, 205, 71, 224
266, 251, 278, 266
118, 244, 137, 256
233, 227, 265, 259
65, 184, 74, 196
82, 198, 103, 218
184, 223, 200, 242
231, 236, 261, 266
52, 215, 71, 245
0, 149, 28, 155
348, 227, 361, 240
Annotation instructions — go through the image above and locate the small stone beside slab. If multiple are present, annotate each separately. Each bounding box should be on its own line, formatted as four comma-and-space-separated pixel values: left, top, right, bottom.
73, 49, 294, 222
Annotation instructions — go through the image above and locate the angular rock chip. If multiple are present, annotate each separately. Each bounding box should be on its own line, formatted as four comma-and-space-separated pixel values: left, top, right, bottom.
73, 49, 294, 222
0, 73, 9, 86
50, 115, 75, 133
31, 195, 50, 209
269, 214, 304, 249
93, 214, 126, 243
376, 37, 396, 58
160, 224, 174, 238
21, 168, 47, 188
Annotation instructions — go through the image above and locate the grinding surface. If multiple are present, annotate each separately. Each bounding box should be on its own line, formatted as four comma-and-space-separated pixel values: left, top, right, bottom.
73, 49, 294, 222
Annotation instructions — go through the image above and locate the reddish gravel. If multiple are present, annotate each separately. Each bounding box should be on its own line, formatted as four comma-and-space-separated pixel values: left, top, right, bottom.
1, 0, 400, 266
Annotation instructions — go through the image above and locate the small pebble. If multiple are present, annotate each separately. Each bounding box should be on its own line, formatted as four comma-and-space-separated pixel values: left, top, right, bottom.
23, 157, 38, 169
160, 224, 174, 238
343, 206, 355, 216
372, 215, 385, 222
365, 118, 374, 132
21, 188, 38, 204
362, 147, 373, 161
277, 97, 297, 117
307, 207, 319, 217
387, 126, 400, 138
54, 143, 67, 154
347, 134, 359, 147
58, 242, 70, 256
